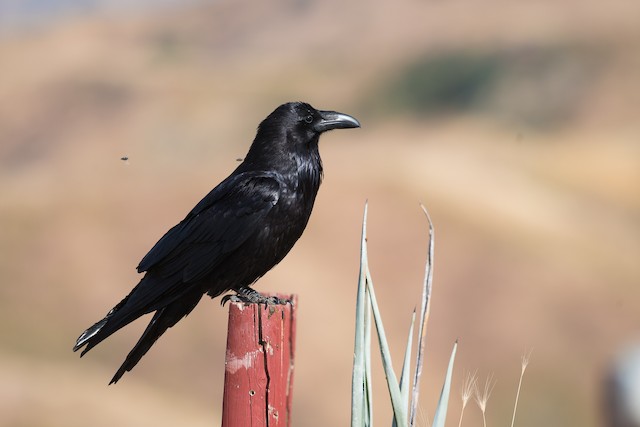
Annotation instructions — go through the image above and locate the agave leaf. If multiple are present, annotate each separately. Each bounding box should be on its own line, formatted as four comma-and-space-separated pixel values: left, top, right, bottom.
364, 289, 374, 426
432, 341, 458, 427
392, 311, 416, 427
400, 311, 416, 401
410, 204, 435, 426
351, 202, 369, 427
366, 267, 407, 427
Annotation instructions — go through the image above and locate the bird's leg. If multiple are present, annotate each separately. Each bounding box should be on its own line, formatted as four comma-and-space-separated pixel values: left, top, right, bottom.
221, 287, 291, 306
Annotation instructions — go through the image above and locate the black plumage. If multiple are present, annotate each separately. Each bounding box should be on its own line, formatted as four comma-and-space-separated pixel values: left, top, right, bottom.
73, 102, 360, 384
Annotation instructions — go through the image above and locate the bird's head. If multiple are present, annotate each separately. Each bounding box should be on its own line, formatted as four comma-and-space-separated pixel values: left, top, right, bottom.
246, 102, 360, 165
271, 101, 360, 136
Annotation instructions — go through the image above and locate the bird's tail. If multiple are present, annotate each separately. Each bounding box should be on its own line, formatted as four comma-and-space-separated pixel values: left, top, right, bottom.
73, 275, 184, 356
109, 289, 203, 384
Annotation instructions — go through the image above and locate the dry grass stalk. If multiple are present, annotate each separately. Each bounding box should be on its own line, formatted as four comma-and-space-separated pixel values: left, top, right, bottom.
458, 370, 477, 427
474, 374, 496, 427
510, 350, 532, 427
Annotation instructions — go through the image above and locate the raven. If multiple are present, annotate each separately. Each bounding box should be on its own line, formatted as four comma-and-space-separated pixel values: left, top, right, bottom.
74, 102, 360, 384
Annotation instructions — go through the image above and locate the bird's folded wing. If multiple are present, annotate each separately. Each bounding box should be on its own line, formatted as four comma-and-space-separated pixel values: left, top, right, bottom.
136, 171, 281, 283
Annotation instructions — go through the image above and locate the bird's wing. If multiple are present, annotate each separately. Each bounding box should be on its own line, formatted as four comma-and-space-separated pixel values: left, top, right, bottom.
136, 171, 281, 283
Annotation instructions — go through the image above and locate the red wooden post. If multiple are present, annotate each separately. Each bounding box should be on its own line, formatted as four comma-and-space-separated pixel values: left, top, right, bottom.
221, 293, 297, 427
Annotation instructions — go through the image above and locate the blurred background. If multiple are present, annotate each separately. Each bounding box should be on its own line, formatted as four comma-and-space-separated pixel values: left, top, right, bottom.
1, 0, 639, 426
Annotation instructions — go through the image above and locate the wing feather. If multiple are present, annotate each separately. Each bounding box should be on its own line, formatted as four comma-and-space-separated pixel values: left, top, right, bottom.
136, 172, 281, 283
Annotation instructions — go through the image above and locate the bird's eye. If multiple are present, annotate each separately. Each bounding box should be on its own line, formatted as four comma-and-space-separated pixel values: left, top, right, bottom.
304, 114, 313, 124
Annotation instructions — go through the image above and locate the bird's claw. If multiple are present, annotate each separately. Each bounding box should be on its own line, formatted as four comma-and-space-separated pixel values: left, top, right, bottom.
221, 289, 291, 306
220, 294, 240, 306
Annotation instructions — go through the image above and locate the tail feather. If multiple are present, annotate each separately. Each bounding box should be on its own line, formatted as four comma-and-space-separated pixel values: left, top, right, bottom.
73, 295, 133, 356
74, 318, 108, 354
109, 290, 203, 384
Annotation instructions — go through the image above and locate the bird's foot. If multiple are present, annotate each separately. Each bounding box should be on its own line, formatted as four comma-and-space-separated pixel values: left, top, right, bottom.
221, 287, 291, 306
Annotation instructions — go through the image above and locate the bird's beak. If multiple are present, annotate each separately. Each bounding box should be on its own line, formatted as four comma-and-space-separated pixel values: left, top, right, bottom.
314, 110, 361, 133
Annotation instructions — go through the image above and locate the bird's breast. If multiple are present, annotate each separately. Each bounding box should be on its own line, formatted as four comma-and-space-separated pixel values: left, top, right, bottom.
263, 170, 320, 252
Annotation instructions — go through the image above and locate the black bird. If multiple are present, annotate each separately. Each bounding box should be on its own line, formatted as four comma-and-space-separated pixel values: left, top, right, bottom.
73, 102, 360, 384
